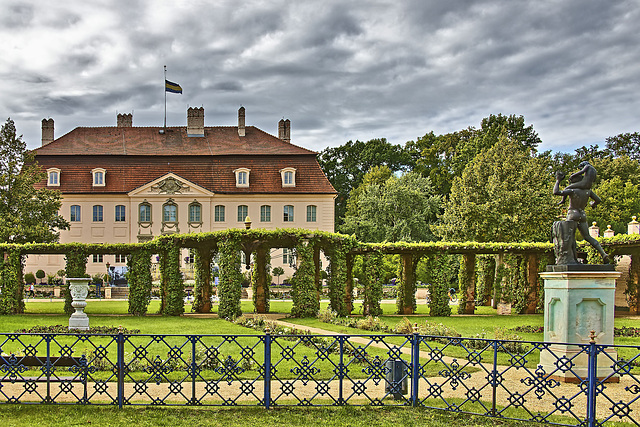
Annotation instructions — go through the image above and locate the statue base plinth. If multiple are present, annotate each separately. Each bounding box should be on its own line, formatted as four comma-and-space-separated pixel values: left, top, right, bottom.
539, 269, 620, 382
69, 313, 89, 331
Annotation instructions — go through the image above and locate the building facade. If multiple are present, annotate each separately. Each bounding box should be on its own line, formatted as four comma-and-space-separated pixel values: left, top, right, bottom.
27, 107, 336, 283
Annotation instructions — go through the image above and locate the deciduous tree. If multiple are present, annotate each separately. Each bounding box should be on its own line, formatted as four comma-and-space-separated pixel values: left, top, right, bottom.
0, 118, 69, 243
436, 133, 556, 242
341, 171, 441, 242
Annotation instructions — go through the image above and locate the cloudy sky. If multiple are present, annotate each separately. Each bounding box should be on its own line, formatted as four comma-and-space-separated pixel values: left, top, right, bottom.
1, 0, 638, 154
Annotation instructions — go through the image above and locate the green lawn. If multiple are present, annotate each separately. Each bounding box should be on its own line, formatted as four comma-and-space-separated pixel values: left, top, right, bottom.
22, 299, 494, 316
0, 405, 541, 427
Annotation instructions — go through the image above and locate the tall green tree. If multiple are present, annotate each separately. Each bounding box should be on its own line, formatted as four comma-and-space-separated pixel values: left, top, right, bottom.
585, 156, 640, 234
411, 114, 541, 197
341, 171, 441, 242
318, 138, 416, 226
0, 118, 69, 243
436, 133, 556, 242
605, 132, 640, 161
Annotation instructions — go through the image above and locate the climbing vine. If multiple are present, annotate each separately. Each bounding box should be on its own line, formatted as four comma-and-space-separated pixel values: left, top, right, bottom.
291, 241, 318, 317
475, 255, 496, 306
0, 250, 25, 315
362, 251, 383, 316
326, 247, 347, 316
251, 247, 271, 313
158, 243, 184, 316
424, 254, 456, 317
127, 249, 152, 316
396, 253, 421, 314
218, 239, 243, 319
192, 247, 214, 313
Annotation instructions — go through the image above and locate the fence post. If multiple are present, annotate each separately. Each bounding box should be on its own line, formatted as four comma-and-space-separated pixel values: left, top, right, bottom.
491, 340, 498, 417
117, 331, 124, 409
586, 331, 598, 427
264, 327, 271, 409
411, 327, 420, 406
190, 335, 197, 405
338, 335, 345, 405
45, 334, 52, 403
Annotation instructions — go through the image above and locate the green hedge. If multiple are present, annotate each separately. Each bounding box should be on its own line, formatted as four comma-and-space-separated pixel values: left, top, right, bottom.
290, 242, 318, 317
217, 239, 243, 319
127, 249, 152, 315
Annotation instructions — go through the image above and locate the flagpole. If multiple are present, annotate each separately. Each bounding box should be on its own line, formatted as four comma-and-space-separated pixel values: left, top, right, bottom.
163, 65, 167, 132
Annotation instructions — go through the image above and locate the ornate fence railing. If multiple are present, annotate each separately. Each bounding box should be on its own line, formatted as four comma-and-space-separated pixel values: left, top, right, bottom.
0, 332, 638, 426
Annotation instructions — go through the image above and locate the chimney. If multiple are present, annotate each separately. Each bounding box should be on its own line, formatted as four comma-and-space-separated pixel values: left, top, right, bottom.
278, 119, 285, 140
238, 107, 245, 137
41, 118, 54, 146
117, 113, 133, 127
187, 107, 205, 137
284, 119, 290, 143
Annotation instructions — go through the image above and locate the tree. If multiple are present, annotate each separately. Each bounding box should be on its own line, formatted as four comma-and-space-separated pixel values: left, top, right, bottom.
341, 171, 441, 242
24, 272, 36, 284
436, 133, 557, 242
585, 156, 640, 234
411, 114, 541, 197
318, 138, 416, 226
35, 269, 46, 284
272, 266, 285, 285
0, 118, 69, 243
606, 132, 640, 161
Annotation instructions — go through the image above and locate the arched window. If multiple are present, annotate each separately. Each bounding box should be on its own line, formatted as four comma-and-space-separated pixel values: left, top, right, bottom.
70, 205, 81, 222
283, 205, 294, 222
233, 168, 250, 188
161, 199, 179, 234
47, 168, 60, 186
260, 205, 271, 222
92, 205, 103, 222
214, 205, 225, 222
280, 167, 296, 187
91, 168, 106, 187
306, 205, 317, 222
115, 205, 126, 222
139, 202, 151, 223
237, 205, 248, 222
189, 201, 202, 223
163, 202, 177, 222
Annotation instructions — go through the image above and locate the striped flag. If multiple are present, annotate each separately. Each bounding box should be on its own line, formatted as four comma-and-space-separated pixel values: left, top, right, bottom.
165, 80, 183, 94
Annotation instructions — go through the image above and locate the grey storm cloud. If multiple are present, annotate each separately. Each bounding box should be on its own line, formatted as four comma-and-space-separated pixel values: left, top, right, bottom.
1, 0, 639, 154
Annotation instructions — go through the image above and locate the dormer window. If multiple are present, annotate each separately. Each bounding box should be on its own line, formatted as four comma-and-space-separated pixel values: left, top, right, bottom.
91, 168, 106, 187
234, 168, 250, 188
280, 167, 296, 187
47, 168, 60, 186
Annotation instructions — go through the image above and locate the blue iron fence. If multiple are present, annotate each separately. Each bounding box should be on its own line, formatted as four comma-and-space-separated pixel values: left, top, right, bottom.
0, 331, 638, 426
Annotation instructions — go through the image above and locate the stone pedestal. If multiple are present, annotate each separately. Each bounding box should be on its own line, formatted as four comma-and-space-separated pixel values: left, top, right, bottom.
539, 267, 619, 382
68, 278, 90, 331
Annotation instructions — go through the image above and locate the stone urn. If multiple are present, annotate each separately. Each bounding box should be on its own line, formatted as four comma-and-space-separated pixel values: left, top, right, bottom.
67, 277, 90, 331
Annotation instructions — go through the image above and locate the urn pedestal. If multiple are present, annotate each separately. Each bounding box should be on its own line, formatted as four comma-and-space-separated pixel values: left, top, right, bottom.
539, 267, 619, 382
67, 278, 90, 331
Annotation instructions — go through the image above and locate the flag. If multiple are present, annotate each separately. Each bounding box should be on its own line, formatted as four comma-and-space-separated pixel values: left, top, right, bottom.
165, 80, 182, 94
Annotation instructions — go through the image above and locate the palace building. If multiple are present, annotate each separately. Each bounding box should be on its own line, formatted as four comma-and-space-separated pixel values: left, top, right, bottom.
26, 107, 336, 283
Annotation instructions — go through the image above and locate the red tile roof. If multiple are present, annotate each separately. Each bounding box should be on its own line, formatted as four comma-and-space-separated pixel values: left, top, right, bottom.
33, 126, 316, 156
32, 126, 336, 195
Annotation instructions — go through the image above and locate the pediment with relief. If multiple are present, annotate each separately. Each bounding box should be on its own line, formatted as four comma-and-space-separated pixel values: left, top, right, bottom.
128, 173, 213, 197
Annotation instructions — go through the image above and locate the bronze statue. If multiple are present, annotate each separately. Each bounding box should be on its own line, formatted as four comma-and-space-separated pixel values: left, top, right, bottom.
553, 162, 609, 265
